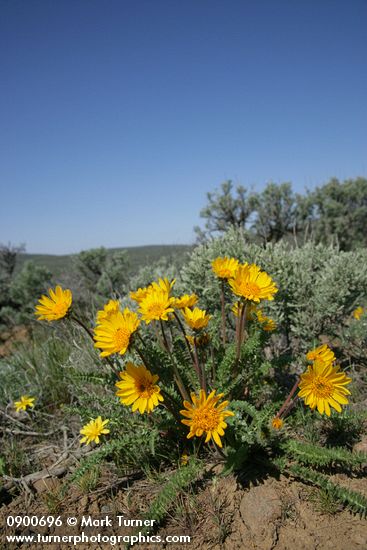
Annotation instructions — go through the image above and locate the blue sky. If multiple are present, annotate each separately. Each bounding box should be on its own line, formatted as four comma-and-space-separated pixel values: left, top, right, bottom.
1, 0, 366, 254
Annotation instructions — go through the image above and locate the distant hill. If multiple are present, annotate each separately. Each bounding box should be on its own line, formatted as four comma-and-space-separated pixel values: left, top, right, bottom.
16, 244, 194, 279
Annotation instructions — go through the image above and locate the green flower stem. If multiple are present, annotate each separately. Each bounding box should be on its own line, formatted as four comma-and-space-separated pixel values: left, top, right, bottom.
136, 331, 148, 349
213, 440, 226, 459
160, 320, 190, 402
70, 314, 94, 341
194, 436, 204, 458
235, 304, 240, 347
160, 318, 171, 353
161, 390, 182, 423
210, 344, 216, 386
221, 280, 226, 346
70, 315, 118, 374
134, 344, 149, 369
173, 311, 196, 364
194, 337, 207, 393
240, 301, 248, 344
153, 320, 165, 349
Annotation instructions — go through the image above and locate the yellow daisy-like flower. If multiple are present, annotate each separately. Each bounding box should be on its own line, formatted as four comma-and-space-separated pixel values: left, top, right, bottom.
14, 395, 35, 412
94, 308, 140, 357
306, 344, 335, 365
115, 363, 164, 414
173, 294, 199, 310
138, 288, 175, 323
271, 417, 283, 430
130, 286, 150, 304
182, 307, 211, 331
35, 285, 72, 321
180, 389, 234, 447
96, 299, 120, 323
353, 306, 364, 320
150, 277, 176, 295
256, 310, 277, 331
80, 416, 110, 445
130, 278, 175, 306
298, 361, 352, 416
229, 264, 278, 303
212, 257, 240, 279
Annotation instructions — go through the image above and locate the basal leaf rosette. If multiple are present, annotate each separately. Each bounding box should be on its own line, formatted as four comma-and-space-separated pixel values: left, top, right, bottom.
35, 285, 72, 321
298, 360, 352, 416
180, 389, 234, 447
94, 307, 140, 357
115, 362, 164, 414
229, 263, 278, 303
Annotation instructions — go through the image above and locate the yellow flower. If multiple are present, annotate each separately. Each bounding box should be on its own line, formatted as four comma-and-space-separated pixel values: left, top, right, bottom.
180, 452, 189, 466
14, 395, 35, 412
262, 319, 277, 331
173, 294, 199, 310
180, 389, 234, 447
271, 417, 283, 430
182, 307, 211, 331
96, 299, 120, 323
138, 288, 175, 323
80, 416, 110, 445
306, 344, 335, 365
130, 287, 150, 304
150, 277, 176, 295
212, 257, 240, 279
94, 308, 140, 357
130, 278, 175, 306
298, 361, 352, 416
229, 264, 278, 303
353, 306, 364, 320
115, 363, 164, 414
256, 310, 277, 331
35, 285, 72, 321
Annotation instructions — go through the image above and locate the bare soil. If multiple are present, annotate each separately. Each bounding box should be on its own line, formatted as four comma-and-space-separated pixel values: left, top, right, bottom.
0, 326, 28, 357
1, 452, 366, 550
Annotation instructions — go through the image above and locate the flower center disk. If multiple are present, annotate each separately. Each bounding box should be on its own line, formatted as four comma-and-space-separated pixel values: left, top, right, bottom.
312, 376, 333, 398
241, 282, 260, 297
114, 327, 131, 350
193, 408, 220, 431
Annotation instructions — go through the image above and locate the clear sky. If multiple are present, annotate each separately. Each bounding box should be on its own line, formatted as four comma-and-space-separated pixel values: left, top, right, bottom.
1, 0, 366, 254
